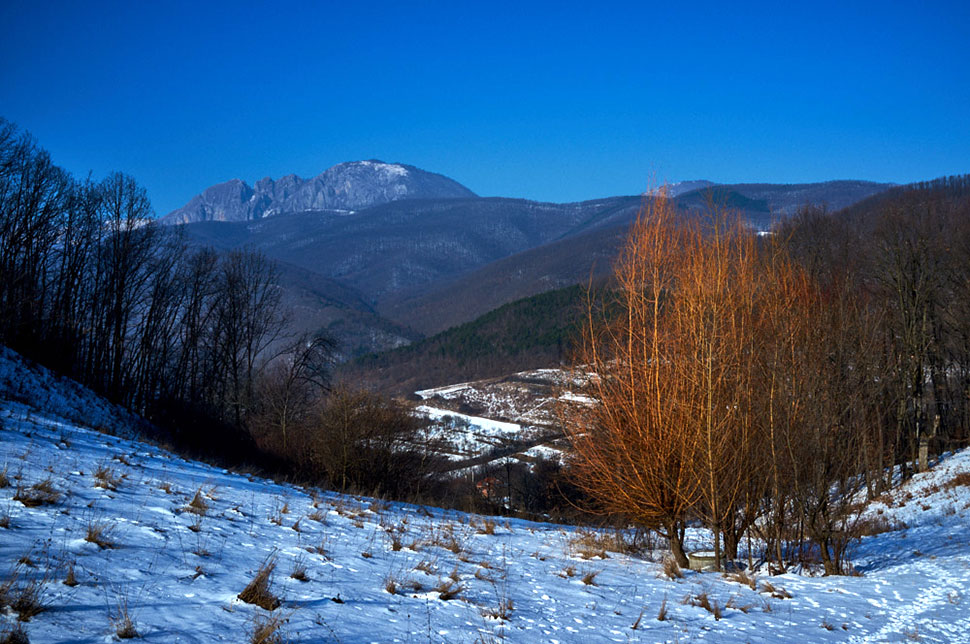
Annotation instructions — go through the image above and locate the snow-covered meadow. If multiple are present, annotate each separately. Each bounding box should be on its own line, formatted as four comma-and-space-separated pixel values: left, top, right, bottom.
1, 351, 970, 642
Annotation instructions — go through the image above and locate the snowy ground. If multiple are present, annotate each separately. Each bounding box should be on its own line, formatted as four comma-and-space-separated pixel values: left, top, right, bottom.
415, 369, 591, 467
2, 356, 970, 642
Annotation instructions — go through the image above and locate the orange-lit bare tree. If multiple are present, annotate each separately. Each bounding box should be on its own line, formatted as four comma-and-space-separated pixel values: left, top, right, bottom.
564, 192, 699, 567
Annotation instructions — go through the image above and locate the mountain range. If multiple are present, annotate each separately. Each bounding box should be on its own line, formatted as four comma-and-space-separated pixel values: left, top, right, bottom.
161, 160, 476, 224
160, 162, 894, 359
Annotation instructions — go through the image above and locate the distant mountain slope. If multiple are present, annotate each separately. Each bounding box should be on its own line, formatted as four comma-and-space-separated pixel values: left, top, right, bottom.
169, 175, 895, 357
269, 260, 419, 360
675, 180, 893, 230
175, 196, 644, 303
161, 160, 476, 224
381, 223, 626, 335
340, 284, 591, 394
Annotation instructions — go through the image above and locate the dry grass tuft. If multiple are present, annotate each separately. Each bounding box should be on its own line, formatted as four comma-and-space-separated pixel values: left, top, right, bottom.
111, 596, 139, 639
657, 597, 668, 621
289, 559, 309, 583
384, 576, 398, 595
93, 463, 122, 491
481, 596, 514, 621
476, 519, 496, 535
569, 529, 611, 560
239, 557, 280, 610
662, 555, 683, 579
726, 595, 753, 613
943, 472, 970, 490
14, 479, 60, 507
0, 466, 9, 489
761, 581, 792, 599
63, 561, 78, 587
687, 592, 722, 619
85, 520, 115, 549
857, 515, 907, 536
581, 569, 600, 586
1, 561, 51, 622
250, 611, 288, 644
435, 579, 464, 601
186, 488, 209, 516
725, 569, 756, 589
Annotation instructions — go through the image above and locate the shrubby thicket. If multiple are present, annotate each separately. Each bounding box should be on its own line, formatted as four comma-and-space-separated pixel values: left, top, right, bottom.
567, 180, 970, 574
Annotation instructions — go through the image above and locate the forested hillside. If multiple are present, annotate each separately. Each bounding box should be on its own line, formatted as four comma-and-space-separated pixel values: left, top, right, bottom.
340, 284, 594, 394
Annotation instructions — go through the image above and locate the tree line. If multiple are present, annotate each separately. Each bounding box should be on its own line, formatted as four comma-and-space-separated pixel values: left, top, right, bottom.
566, 179, 970, 575
0, 117, 295, 446
0, 117, 464, 500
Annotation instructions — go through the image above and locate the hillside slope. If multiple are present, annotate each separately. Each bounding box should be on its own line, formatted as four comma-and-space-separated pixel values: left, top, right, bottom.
341, 285, 591, 394
1, 347, 969, 642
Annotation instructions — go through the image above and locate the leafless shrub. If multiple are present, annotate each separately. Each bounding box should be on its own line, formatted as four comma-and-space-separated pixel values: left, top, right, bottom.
0, 623, 30, 644
857, 515, 907, 536
0, 514, 9, 529
0, 466, 9, 488
239, 557, 280, 610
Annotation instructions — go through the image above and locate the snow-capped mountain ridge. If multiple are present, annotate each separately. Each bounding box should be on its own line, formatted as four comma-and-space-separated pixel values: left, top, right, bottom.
161, 160, 477, 224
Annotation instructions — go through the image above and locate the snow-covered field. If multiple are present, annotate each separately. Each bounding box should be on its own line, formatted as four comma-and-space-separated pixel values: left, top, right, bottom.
415, 369, 591, 467
2, 353, 970, 642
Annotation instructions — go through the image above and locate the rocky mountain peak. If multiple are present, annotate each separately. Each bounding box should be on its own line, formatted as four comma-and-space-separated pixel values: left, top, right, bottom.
161, 161, 476, 224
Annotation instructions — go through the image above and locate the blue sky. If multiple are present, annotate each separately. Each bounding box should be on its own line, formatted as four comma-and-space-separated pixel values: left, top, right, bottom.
1, 0, 968, 215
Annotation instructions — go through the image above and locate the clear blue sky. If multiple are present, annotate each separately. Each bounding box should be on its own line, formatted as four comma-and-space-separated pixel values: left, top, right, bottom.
2, 1, 968, 216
